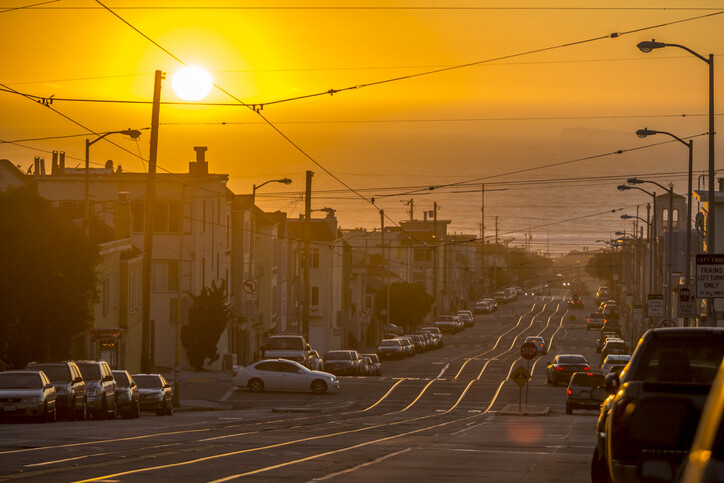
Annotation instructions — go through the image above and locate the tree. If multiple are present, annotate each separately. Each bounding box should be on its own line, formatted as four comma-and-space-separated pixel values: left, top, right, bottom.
376, 281, 434, 333
585, 250, 621, 288
0, 186, 100, 368
181, 280, 231, 370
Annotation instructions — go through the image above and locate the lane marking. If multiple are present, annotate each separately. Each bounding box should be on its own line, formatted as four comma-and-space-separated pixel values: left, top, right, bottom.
309, 447, 413, 481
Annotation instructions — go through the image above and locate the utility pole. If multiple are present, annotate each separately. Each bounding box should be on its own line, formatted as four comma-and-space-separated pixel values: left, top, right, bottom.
141, 70, 163, 374
433, 202, 439, 317
404, 199, 414, 220
381, 209, 390, 336
303, 170, 313, 339
481, 184, 485, 298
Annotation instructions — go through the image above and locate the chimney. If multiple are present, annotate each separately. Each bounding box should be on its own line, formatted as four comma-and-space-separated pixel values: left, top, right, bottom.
113, 191, 132, 239
34, 156, 40, 176
39, 158, 46, 176
51, 151, 59, 175
189, 146, 209, 176
59, 151, 65, 173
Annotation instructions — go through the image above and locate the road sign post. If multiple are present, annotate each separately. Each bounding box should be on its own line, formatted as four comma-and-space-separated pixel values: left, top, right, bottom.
510, 365, 531, 413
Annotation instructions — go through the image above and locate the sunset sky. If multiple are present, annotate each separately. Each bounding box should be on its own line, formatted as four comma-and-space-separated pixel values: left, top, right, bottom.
1, 1, 722, 253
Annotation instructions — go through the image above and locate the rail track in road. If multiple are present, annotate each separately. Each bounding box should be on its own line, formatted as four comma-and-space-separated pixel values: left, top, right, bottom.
0, 295, 576, 482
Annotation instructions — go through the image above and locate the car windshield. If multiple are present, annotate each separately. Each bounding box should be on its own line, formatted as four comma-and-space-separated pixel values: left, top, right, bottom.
0, 372, 41, 389
380, 340, 400, 347
326, 351, 351, 360
559, 356, 587, 364
113, 372, 130, 387
133, 375, 163, 388
571, 373, 605, 386
526, 337, 542, 342
76, 364, 101, 381
266, 337, 304, 351
27, 364, 71, 382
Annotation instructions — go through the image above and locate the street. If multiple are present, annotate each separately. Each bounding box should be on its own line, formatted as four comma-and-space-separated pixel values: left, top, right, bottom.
0, 294, 602, 482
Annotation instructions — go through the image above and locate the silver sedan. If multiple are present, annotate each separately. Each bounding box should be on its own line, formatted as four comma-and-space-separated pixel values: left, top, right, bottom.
232, 359, 339, 394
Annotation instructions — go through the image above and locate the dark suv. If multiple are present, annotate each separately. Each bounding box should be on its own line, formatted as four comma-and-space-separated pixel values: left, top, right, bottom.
25, 361, 86, 420
74, 360, 117, 419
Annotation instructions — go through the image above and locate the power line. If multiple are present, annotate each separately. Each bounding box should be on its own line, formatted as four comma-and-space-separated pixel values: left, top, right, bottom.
14, 5, 724, 11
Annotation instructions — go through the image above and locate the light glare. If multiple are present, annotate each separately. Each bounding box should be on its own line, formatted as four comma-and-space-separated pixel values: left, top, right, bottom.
172, 66, 213, 101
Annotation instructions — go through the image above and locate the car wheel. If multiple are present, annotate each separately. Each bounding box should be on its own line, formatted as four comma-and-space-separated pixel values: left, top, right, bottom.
133, 399, 141, 418
248, 378, 264, 393
591, 446, 611, 483
566, 404, 572, 415
311, 380, 328, 394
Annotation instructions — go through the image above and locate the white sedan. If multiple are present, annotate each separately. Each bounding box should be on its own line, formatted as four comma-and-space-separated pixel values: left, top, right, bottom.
232, 359, 339, 394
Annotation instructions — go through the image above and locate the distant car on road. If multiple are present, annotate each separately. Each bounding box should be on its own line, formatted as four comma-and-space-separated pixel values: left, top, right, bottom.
568, 298, 584, 310
524, 336, 547, 355
566, 371, 606, 415
232, 359, 338, 395
586, 312, 605, 330
377, 339, 405, 360
546, 354, 590, 386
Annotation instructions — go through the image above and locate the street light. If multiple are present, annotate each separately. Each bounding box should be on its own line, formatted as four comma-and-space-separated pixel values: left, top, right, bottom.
618, 185, 657, 311
637, 40, 714, 259
636, 129, 695, 308
250, 177, 292, 281
85, 129, 142, 238
628, 177, 676, 320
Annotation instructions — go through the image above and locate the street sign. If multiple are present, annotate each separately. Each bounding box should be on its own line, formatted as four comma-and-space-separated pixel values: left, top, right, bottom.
360, 308, 370, 320
520, 342, 538, 360
647, 294, 664, 317
696, 254, 724, 298
633, 304, 643, 324
241, 278, 258, 302
678, 286, 696, 318
510, 365, 531, 388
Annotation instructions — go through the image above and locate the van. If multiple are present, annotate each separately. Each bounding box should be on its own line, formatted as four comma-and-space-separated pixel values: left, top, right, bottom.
261, 335, 313, 368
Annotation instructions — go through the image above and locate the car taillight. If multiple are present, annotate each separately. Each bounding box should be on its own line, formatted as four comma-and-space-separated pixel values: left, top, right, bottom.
567, 389, 572, 395
233, 370, 237, 377
583, 366, 590, 371
556, 367, 564, 371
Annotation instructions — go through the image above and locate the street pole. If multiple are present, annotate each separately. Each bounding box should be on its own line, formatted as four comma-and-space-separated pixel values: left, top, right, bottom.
302, 170, 313, 339
685, 141, 693, 327
381, 209, 390, 335
481, 184, 485, 298
174, 184, 185, 407
668, 185, 674, 321
433, 202, 438, 317
141, 69, 163, 374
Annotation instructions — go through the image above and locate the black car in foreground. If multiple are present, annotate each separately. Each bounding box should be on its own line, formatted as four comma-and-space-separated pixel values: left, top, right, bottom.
595, 327, 724, 483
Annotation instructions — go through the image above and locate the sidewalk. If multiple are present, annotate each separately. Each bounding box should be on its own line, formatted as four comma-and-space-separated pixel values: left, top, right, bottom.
161, 368, 235, 412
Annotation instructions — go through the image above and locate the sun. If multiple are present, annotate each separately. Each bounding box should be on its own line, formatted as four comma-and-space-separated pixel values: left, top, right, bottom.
172, 66, 213, 101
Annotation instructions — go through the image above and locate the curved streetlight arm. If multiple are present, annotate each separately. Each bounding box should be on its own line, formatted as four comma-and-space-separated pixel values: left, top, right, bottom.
253, 177, 293, 193
621, 214, 650, 226
87, 129, 142, 148
637, 40, 709, 64
618, 184, 655, 198
627, 177, 670, 194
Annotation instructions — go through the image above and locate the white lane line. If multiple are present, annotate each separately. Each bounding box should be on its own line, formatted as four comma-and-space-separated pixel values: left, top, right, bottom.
25, 455, 90, 467
220, 387, 236, 402
309, 447, 413, 481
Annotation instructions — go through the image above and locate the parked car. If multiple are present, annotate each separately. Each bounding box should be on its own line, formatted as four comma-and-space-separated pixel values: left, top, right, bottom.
74, 360, 117, 420
473, 300, 492, 314
599, 327, 724, 483
377, 339, 405, 360
566, 371, 606, 415
262, 334, 313, 368
600, 354, 631, 375
362, 354, 382, 376
405, 334, 427, 353
415, 331, 436, 350
596, 330, 619, 353
493, 291, 508, 304
133, 373, 174, 415
387, 323, 404, 336
524, 336, 547, 355
25, 360, 86, 421
111, 370, 140, 419
546, 354, 590, 386
482, 298, 498, 311
586, 312, 605, 330
435, 315, 461, 333
420, 327, 443, 348
0, 370, 57, 422
232, 359, 339, 394
395, 336, 416, 356
456, 310, 475, 327
324, 350, 362, 376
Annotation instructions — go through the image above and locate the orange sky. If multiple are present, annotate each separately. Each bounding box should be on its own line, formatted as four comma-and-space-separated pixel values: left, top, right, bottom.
1, 1, 722, 252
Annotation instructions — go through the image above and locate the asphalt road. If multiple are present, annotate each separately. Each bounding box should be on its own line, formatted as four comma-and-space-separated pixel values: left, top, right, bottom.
0, 293, 604, 482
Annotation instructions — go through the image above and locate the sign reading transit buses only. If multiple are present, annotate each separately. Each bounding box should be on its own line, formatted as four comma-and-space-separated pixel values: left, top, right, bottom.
696, 254, 724, 298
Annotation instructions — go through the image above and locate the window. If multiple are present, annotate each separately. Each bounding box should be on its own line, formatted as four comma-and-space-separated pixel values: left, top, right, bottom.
152, 261, 189, 292
311, 248, 320, 269
132, 201, 185, 233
